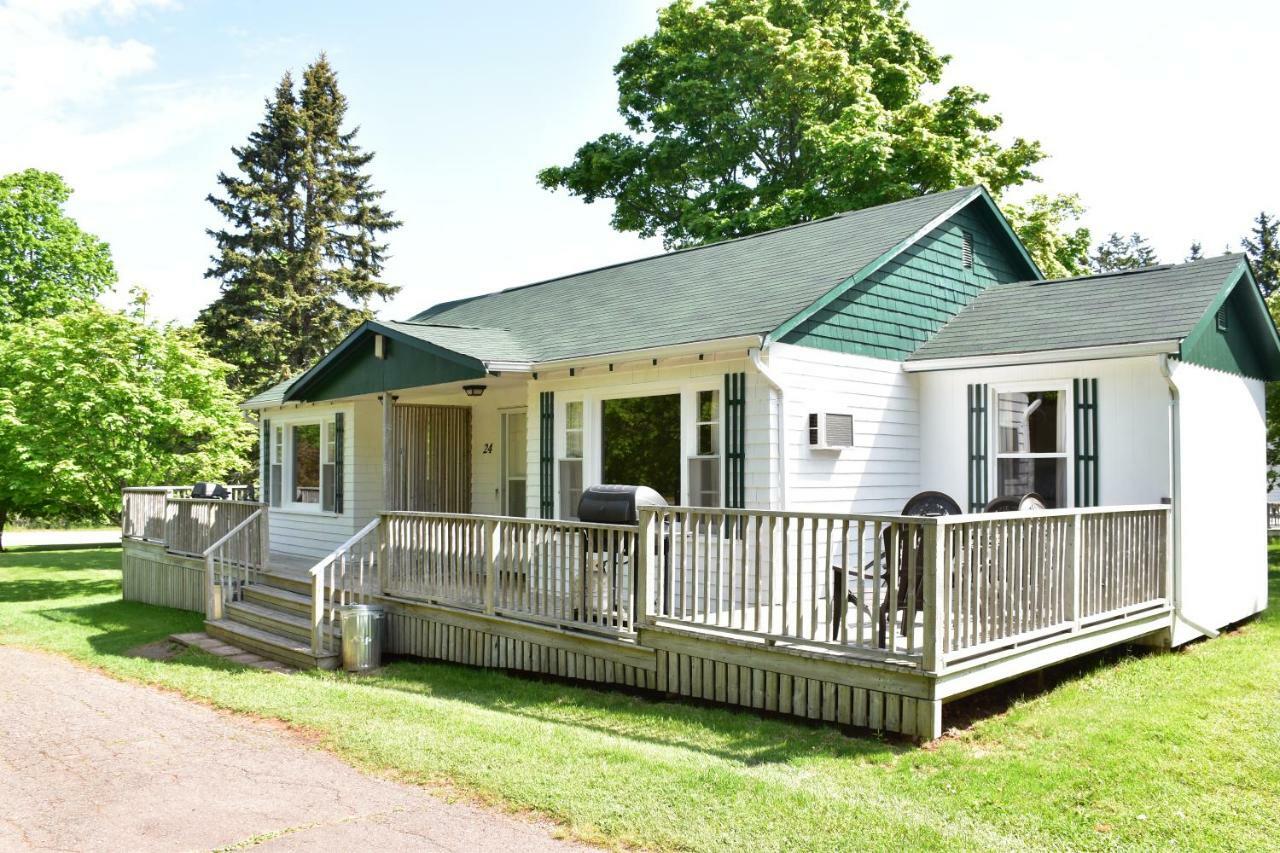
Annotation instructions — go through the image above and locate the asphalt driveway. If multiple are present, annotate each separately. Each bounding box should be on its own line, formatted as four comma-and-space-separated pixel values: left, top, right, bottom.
0, 646, 582, 851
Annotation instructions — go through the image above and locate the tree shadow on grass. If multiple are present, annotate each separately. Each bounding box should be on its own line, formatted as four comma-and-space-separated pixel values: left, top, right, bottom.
0, 576, 121, 603
36, 599, 203, 657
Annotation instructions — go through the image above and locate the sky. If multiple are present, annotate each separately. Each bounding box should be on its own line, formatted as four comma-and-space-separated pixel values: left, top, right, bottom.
2, 0, 1277, 325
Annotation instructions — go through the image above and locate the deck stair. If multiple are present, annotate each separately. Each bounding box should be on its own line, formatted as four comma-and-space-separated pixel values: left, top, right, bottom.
205, 571, 340, 670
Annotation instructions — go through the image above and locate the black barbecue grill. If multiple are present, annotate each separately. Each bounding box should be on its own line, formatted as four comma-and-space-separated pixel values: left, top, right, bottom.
575, 485, 669, 627
191, 482, 230, 500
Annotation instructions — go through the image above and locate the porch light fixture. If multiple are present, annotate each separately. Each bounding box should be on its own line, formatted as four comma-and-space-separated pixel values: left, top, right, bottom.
462, 384, 487, 397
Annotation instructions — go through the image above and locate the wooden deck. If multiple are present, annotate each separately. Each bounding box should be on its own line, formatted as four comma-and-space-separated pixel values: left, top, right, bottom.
120, 489, 1176, 740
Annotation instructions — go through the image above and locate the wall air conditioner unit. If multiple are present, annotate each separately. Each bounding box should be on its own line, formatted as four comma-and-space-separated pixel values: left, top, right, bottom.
808, 412, 854, 449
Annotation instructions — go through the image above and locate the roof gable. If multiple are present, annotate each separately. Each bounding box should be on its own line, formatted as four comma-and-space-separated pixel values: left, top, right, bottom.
1181, 261, 1280, 380
907, 254, 1280, 379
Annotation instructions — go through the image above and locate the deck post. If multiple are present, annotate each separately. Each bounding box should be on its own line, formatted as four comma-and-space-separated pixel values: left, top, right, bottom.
1070, 512, 1082, 630
258, 507, 270, 573
381, 393, 395, 511
636, 510, 655, 630
922, 520, 945, 675
483, 518, 498, 615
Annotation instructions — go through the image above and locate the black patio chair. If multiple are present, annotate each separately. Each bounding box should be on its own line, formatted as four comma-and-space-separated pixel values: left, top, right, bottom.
831, 490, 962, 647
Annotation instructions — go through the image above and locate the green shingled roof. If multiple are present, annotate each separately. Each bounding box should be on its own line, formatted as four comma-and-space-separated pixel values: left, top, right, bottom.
410, 185, 984, 362
908, 254, 1256, 362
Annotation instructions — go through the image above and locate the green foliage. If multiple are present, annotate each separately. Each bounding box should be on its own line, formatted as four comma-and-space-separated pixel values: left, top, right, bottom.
0, 303, 254, 548
198, 55, 401, 393
1001, 193, 1091, 278
1187, 241, 1204, 262
1091, 232, 1159, 273
539, 0, 1044, 249
1242, 211, 1280, 297
0, 169, 115, 324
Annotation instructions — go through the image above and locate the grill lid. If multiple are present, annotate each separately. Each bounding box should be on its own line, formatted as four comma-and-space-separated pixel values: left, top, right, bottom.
576, 484, 668, 525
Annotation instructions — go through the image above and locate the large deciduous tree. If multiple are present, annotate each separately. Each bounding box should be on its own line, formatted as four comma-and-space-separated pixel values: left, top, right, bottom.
198, 55, 401, 393
1001, 193, 1092, 278
538, 0, 1044, 249
0, 302, 254, 549
0, 169, 115, 324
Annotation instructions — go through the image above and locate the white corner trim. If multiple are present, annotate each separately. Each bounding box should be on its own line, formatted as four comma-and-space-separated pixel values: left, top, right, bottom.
903, 340, 1181, 373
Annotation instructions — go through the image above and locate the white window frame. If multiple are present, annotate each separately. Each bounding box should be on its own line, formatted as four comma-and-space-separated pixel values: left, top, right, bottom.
499, 407, 528, 518
557, 398, 586, 519
266, 411, 343, 516
989, 380, 1073, 508
553, 378, 725, 516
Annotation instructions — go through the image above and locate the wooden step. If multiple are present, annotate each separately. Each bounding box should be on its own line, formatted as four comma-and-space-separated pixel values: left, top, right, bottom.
256, 570, 312, 597
241, 583, 312, 618
205, 619, 339, 670
226, 600, 339, 644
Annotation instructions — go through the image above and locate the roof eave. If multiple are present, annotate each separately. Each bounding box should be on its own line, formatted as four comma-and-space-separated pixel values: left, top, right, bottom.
903, 340, 1182, 373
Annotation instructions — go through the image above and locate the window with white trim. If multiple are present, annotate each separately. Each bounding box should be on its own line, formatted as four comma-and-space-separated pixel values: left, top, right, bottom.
995, 389, 1066, 507
271, 426, 284, 506
292, 423, 322, 505
688, 389, 721, 507
559, 400, 584, 519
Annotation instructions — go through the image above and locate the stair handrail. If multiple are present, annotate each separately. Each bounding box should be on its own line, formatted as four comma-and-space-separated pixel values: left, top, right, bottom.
309, 517, 381, 657
203, 507, 266, 619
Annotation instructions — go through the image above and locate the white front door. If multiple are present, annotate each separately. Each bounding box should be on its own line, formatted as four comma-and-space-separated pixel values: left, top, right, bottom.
501, 409, 528, 517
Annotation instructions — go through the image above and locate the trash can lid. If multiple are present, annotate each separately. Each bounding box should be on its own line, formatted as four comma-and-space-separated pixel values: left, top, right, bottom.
336, 603, 385, 613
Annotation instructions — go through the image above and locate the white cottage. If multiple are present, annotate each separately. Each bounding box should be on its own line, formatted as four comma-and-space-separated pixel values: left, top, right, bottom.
122, 185, 1280, 739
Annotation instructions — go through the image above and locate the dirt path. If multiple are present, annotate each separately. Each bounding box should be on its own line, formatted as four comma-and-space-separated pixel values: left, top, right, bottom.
0, 647, 584, 851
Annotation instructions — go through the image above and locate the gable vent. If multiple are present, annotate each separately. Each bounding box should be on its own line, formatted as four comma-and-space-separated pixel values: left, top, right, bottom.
1217, 305, 1229, 332
961, 231, 975, 269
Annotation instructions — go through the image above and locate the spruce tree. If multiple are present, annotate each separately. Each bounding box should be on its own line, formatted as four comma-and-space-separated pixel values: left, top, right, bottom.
1186, 241, 1203, 262
1091, 232, 1159, 273
1242, 211, 1280, 297
198, 55, 400, 393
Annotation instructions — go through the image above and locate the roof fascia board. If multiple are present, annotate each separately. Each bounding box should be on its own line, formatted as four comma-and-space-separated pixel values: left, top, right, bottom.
283, 321, 487, 402
765, 187, 1032, 346
902, 340, 1181, 372
531, 334, 764, 372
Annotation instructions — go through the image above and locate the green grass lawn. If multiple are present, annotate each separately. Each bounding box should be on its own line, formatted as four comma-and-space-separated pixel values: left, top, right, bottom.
2, 546, 1278, 850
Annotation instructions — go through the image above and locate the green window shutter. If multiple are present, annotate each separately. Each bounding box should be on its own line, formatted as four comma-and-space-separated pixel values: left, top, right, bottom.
1073, 379, 1099, 507
724, 372, 746, 509
333, 412, 345, 514
967, 384, 988, 512
539, 391, 554, 519
261, 418, 270, 505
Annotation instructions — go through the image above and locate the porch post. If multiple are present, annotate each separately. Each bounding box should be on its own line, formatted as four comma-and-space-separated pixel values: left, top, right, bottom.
635, 509, 655, 630
922, 520, 945, 675
382, 393, 395, 511
1070, 511, 1083, 630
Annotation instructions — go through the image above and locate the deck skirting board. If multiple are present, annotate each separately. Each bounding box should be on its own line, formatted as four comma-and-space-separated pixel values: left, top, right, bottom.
122, 540, 205, 613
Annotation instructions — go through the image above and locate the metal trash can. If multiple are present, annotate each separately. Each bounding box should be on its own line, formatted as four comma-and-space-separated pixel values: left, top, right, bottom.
338, 604, 386, 672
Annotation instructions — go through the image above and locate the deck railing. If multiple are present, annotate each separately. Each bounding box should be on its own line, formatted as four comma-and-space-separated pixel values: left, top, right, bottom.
204, 508, 268, 619
380, 511, 640, 636
311, 517, 381, 657
165, 498, 264, 557
122, 485, 257, 548
640, 505, 1171, 672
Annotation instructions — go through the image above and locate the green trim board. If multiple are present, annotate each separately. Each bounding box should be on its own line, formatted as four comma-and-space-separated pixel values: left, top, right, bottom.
723, 372, 746, 509
1179, 260, 1280, 380
967, 384, 989, 512
1073, 379, 1099, 507
778, 198, 1037, 360
539, 391, 554, 519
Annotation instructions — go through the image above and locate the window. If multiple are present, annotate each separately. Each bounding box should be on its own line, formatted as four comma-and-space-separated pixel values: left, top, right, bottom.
688, 389, 721, 507
271, 426, 283, 506
601, 394, 681, 505
502, 410, 528, 517
559, 401, 583, 518
995, 390, 1066, 507
292, 424, 322, 504
961, 230, 974, 269
1217, 305, 1229, 332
